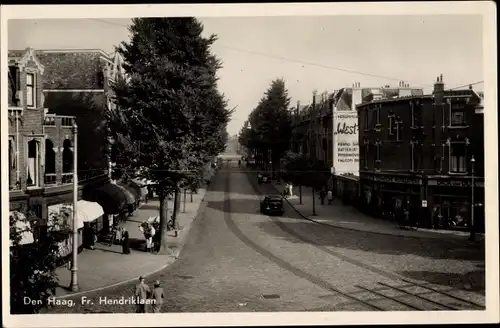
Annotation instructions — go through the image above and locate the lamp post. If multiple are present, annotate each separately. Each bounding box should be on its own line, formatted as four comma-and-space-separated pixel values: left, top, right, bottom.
469, 155, 476, 242
107, 135, 116, 183
70, 122, 79, 292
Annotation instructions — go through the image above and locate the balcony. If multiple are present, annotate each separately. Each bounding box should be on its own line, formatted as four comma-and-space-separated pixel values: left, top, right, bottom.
43, 114, 75, 128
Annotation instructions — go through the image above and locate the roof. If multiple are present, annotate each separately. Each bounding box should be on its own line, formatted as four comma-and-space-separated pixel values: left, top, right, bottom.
357, 95, 433, 109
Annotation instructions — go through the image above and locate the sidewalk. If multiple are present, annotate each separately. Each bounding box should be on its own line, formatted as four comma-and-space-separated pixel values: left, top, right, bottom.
270, 182, 484, 241
55, 188, 207, 298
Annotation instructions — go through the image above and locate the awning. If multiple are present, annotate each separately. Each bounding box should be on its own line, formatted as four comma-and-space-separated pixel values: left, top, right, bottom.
116, 184, 136, 205
9, 211, 35, 246
87, 183, 129, 214
48, 201, 104, 230
121, 182, 141, 201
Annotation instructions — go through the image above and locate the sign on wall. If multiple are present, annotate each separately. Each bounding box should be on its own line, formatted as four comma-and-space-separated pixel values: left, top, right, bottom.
333, 109, 359, 176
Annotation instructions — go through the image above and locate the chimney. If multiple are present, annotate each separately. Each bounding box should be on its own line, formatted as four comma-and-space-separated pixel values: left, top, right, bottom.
352, 82, 362, 110
433, 74, 445, 105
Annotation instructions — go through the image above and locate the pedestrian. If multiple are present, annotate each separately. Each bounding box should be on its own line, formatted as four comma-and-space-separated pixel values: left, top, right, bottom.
150, 280, 164, 313
319, 188, 326, 205
135, 276, 151, 313
149, 225, 156, 254
327, 190, 333, 205
122, 228, 130, 254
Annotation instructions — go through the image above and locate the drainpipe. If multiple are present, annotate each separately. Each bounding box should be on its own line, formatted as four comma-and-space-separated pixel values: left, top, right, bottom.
15, 111, 20, 183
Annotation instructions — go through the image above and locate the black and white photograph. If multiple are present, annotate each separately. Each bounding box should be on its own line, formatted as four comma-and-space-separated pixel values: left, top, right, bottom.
1, 2, 498, 327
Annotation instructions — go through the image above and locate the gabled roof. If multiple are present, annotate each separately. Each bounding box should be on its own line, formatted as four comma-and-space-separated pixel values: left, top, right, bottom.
8, 48, 45, 74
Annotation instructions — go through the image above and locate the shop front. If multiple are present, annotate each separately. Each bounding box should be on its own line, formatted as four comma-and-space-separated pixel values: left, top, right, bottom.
428, 177, 484, 232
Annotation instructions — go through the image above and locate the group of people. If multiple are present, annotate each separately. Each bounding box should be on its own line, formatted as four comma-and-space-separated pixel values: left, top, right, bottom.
140, 220, 160, 253
113, 226, 131, 254
134, 276, 165, 313
319, 187, 334, 205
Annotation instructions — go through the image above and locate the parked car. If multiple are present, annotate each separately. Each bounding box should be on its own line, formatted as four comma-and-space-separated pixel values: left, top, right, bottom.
260, 195, 285, 216
257, 172, 271, 184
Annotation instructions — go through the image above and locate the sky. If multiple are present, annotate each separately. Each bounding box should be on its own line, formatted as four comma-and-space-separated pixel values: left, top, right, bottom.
8, 15, 484, 136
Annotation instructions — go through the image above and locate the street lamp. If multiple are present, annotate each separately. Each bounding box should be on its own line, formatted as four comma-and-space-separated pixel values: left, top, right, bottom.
107, 135, 116, 183
469, 155, 476, 242
70, 122, 79, 292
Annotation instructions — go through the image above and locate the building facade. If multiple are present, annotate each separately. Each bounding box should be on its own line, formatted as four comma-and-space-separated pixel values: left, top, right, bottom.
357, 75, 485, 231
35, 49, 125, 174
8, 48, 138, 253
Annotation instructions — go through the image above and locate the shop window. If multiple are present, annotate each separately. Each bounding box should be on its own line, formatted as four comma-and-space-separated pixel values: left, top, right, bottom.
449, 142, 467, 173
27, 139, 41, 187
26, 73, 36, 108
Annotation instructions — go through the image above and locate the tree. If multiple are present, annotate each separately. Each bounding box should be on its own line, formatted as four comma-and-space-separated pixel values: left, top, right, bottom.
10, 210, 59, 314
239, 78, 293, 170
109, 18, 231, 253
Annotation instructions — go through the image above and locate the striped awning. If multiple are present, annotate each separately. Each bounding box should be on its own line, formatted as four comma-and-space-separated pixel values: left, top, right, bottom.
48, 201, 104, 231
9, 211, 35, 246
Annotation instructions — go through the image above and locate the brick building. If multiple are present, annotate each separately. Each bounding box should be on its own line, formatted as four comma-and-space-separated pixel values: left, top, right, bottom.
35, 49, 126, 173
289, 83, 423, 202
7, 48, 137, 251
357, 75, 485, 231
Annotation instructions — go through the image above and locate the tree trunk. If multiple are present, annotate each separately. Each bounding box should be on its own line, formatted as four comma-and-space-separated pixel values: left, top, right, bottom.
158, 191, 169, 254
172, 188, 181, 233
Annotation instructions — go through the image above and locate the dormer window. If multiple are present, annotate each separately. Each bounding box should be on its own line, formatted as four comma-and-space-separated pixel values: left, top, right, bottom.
26, 73, 36, 107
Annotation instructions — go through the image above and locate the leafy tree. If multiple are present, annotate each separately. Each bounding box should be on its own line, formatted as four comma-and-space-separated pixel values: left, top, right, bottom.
239, 78, 293, 170
108, 18, 231, 253
10, 210, 59, 314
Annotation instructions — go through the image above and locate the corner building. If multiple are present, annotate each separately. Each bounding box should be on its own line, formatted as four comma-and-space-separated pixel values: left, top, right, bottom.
357, 75, 485, 231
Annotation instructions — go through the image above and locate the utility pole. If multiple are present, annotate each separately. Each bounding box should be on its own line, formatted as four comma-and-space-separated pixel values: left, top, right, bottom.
70, 122, 79, 292
469, 155, 476, 242
311, 91, 317, 216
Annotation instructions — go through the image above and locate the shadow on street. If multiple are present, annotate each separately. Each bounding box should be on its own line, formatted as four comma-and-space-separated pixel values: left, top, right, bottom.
399, 269, 485, 294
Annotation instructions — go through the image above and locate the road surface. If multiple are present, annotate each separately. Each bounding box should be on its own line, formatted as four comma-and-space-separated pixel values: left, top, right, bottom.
42, 163, 485, 313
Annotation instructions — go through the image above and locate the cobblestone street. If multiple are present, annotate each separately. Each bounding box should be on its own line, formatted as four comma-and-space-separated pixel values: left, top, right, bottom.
41, 163, 485, 314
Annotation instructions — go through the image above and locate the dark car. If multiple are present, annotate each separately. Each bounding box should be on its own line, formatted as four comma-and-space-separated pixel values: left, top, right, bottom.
260, 195, 285, 216
257, 172, 271, 184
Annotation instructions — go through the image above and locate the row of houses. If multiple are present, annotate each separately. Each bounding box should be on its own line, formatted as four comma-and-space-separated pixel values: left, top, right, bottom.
289, 76, 485, 232
7, 47, 146, 255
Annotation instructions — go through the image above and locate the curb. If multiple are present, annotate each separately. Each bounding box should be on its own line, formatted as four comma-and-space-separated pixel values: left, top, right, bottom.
54, 188, 210, 300
268, 182, 479, 241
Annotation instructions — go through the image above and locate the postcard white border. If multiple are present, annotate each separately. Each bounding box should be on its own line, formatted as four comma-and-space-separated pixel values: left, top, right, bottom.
2, 2, 498, 327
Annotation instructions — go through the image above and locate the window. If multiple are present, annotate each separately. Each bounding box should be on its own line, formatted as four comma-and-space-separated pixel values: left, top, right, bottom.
26, 73, 35, 107
451, 111, 465, 126
27, 139, 41, 187
410, 102, 418, 128
449, 142, 467, 173
388, 114, 395, 135
364, 109, 369, 130
449, 101, 466, 127
410, 140, 417, 171
395, 119, 403, 141
375, 140, 381, 163
363, 139, 369, 169
375, 106, 381, 126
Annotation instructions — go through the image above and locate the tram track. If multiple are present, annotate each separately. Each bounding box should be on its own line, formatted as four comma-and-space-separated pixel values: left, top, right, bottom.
229, 167, 486, 312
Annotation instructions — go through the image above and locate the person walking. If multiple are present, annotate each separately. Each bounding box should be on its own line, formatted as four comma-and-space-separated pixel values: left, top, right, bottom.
150, 280, 165, 313
327, 190, 334, 205
122, 228, 130, 254
135, 276, 151, 313
319, 188, 326, 205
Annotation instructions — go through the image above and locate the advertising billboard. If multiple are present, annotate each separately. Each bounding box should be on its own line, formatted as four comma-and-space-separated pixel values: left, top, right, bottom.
332, 109, 359, 176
